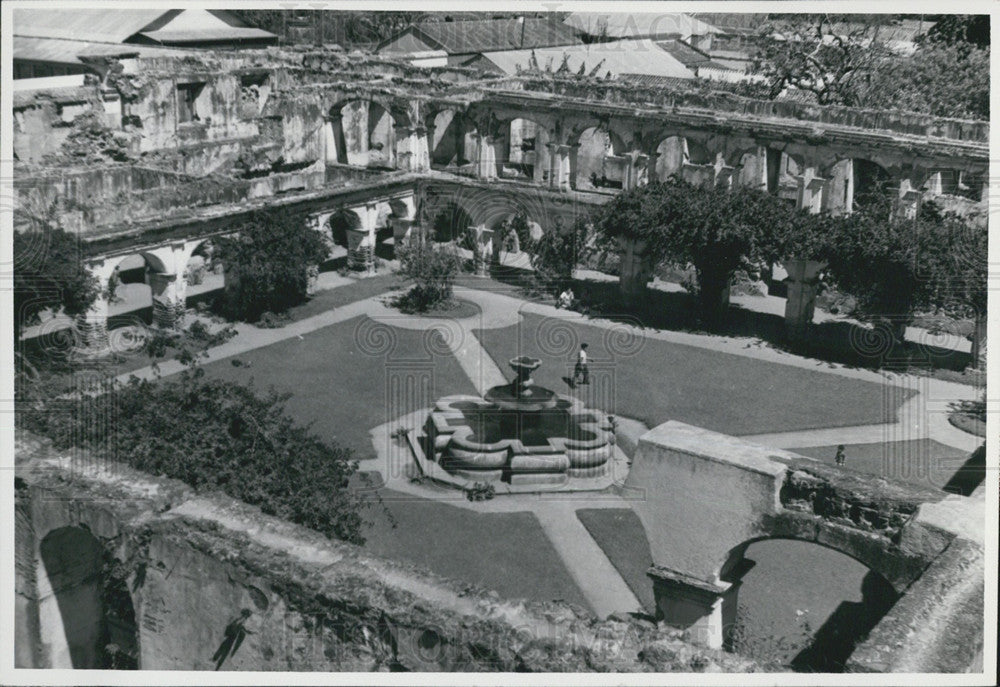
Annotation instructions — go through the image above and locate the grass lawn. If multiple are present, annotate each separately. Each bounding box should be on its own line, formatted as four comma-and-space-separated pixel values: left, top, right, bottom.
577, 508, 893, 669
576, 509, 655, 612
474, 313, 912, 436
790, 439, 978, 493
284, 272, 406, 322
359, 487, 591, 611
200, 315, 478, 460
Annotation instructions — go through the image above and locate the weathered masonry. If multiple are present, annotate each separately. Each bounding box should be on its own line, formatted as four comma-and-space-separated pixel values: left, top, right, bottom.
13, 49, 989, 344
15, 423, 984, 672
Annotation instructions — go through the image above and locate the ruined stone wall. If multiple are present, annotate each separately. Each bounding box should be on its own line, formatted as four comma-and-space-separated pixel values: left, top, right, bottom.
15, 434, 760, 673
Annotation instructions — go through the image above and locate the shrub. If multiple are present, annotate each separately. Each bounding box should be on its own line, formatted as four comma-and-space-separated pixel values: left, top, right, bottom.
21, 366, 377, 544
395, 241, 462, 312
214, 209, 329, 322
530, 218, 592, 295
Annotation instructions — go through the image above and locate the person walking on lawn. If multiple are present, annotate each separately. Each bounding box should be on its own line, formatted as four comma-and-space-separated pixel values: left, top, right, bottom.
574, 342, 590, 386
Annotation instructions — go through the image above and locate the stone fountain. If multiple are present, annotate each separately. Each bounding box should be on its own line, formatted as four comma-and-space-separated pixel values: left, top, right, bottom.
423, 356, 616, 490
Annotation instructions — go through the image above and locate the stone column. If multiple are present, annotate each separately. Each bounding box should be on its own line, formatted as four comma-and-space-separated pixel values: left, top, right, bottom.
396, 125, 430, 173
782, 258, 826, 341
648, 567, 742, 650
619, 238, 652, 297
75, 297, 110, 351
475, 135, 500, 180
547, 143, 578, 191
795, 168, 828, 214
346, 227, 375, 274
894, 179, 923, 221
149, 271, 186, 329
715, 164, 735, 189
470, 225, 494, 277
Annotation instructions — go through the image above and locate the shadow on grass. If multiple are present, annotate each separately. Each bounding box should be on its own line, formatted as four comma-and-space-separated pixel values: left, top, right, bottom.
475, 275, 974, 376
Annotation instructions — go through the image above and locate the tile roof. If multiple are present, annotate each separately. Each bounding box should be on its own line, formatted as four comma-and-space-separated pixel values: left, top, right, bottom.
135, 27, 276, 44
13, 9, 174, 43
13, 8, 275, 45
14, 35, 191, 66
655, 39, 710, 67
480, 39, 696, 80
389, 18, 582, 54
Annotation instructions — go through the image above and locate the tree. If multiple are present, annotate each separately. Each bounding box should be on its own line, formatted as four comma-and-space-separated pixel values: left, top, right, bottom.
13, 194, 99, 342
819, 198, 984, 341
529, 217, 591, 294
22, 364, 378, 544
753, 15, 892, 105
925, 14, 990, 48
592, 179, 806, 320
857, 41, 989, 119
215, 209, 330, 322
394, 241, 463, 312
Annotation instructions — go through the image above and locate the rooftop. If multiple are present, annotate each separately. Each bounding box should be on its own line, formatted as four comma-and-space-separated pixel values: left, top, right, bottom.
479, 38, 696, 80
379, 17, 582, 55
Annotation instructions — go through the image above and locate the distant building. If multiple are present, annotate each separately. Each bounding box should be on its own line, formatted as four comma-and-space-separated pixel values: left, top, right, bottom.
473, 39, 697, 80
562, 12, 720, 51
376, 17, 582, 67
13, 9, 277, 78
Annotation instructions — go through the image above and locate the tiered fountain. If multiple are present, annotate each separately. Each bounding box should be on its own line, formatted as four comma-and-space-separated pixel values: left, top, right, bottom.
423, 356, 616, 490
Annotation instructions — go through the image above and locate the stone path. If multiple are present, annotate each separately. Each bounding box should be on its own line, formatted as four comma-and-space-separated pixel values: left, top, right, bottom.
531, 501, 642, 617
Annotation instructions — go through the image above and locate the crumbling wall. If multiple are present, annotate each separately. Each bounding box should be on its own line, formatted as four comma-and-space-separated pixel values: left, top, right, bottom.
15, 434, 760, 673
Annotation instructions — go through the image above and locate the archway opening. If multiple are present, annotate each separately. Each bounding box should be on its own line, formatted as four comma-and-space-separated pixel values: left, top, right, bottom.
502, 118, 549, 181
328, 209, 362, 249
106, 252, 166, 331
328, 100, 397, 169
429, 110, 477, 172
725, 538, 899, 672
576, 127, 626, 190
38, 526, 138, 669
654, 136, 686, 180
429, 201, 474, 244
852, 159, 894, 212
184, 239, 225, 312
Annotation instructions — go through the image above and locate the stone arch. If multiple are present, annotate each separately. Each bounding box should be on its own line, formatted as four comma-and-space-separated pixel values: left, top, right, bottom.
653, 135, 687, 180
327, 98, 403, 168
851, 158, 894, 210
183, 238, 226, 306
37, 526, 138, 669
428, 108, 478, 170
328, 208, 363, 248
500, 116, 552, 182
574, 125, 628, 191
104, 251, 170, 327
722, 536, 901, 669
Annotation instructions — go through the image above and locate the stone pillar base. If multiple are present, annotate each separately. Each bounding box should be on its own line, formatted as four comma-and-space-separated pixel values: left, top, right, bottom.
648, 566, 739, 650
75, 317, 109, 352
152, 299, 186, 329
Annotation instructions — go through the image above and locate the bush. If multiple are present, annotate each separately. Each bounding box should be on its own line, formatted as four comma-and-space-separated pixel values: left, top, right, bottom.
395, 241, 462, 312
21, 366, 377, 544
215, 209, 329, 322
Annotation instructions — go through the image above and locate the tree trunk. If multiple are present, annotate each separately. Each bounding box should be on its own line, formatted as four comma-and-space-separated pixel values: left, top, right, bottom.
697, 269, 731, 325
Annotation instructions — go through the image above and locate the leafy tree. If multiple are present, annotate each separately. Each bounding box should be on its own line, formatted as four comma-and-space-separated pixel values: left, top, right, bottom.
858, 41, 989, 119
394, 241, 463, 312
925, 14, 990, 48
214, 209, 330, 322
820, 198, 985, 341
591, 179, 809, 320
14, 194, 99, 342
529, 218, 591, 295
22, 364, 377, 544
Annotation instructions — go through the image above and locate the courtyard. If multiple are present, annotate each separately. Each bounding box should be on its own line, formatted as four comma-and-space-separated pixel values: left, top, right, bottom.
111, 274, 983, 667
